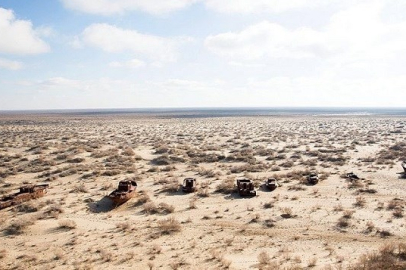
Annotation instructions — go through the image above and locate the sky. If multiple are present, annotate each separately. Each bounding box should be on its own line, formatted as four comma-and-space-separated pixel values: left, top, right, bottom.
1, 0, 406, 110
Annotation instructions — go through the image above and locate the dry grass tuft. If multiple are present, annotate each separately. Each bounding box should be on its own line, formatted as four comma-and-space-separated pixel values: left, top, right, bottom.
393, 207, 403, 218
133, 192, 151, 206
189, 198, 197, 209
258, 251, 271, 265
157, 217, 181, 235
378, 229, 392, 238
6, 218, 35, 235
143, 202, 159, 214
307, 257, 317, 267
116, 221, 134, 232
158, 202, 175, 214
281, 207, 294, 218
143, 202, 175, 215
197, 187, 210, 197
41, 204, 64, 219
354, 196, 367, 207
387, 199, 402, 210
71, 183, 88, 193
215, 177, 235, 194
161, 178, 180, 193
336, 217, 350, 229
53, 248, 65, 260
58, 219, 77, 230
14, 201, 44, 213
0, 249, 7, 260
263, 201, 274, 209
349, 243, 406, 269
342, 210, 354, 219
100, 250, 114, 262
169, 258, 188, 269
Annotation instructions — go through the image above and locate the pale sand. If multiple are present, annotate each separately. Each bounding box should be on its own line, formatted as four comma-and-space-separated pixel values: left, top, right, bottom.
0, 115, 406, 269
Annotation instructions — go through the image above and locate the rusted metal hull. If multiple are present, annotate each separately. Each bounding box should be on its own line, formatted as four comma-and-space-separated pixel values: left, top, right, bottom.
108, 190, 136, 205
0, 184, 48, 210
346, 172, 360, 181
182, 186, 196, 192
108, 180, 137, 206
265, 184, 277, 191
239, 189, 256, 196
182, 178, 196, 193
307, 176, 319, 185
265, 178, 278, 191
237, 179, 256, 196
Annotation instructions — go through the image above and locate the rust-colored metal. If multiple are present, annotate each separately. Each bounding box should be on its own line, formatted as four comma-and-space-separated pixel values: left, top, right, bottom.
236, 179, 256, 196
0, 184, 49, 210
265, 178, 278, 191
307, 172, 319, 185
108, 180, 137, 205
346, 172, 360, 181
182, 178, 196, 193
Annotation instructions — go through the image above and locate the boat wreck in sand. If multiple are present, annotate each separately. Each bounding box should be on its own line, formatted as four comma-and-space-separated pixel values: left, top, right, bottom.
0, 184, 49, 210
108, 180, 137, 206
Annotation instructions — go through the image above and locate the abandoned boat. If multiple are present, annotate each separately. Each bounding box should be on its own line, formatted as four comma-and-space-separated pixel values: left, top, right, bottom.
108, 180, 137, 205
182, 178, 197, 193
0, 184, 49, 210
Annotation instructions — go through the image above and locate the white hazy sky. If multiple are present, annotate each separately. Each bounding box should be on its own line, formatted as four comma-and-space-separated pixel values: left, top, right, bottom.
1, 0, 406, 110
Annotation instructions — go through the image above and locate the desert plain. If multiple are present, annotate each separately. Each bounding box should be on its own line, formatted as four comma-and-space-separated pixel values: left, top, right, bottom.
1, 113, 406, 270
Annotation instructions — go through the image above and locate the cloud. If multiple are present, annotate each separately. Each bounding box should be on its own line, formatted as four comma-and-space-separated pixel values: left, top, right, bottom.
246, 75, 406, 107
0, 8, 50, 55
37, 77, 82, 90
35, 77, 139, 93
60, 0, 349, 15
204, 0, 335, 14
205, 21, 324, 60
81, 23, 177, 62
0, 58, 23, 70
109, 58, 146, 68
60, 0, 197, 15
152, 79, 226, 94
205, 2, 406, 63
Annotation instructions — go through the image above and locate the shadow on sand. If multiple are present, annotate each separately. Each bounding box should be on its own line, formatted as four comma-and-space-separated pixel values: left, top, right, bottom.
223, 192, 257, 200
87, 196, 115, 213
156, 189, 189, 196
259, 185, 277, 192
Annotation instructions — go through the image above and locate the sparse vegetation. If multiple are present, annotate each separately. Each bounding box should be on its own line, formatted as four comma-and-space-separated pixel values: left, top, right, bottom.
258, 251, 271, 265
215, 177, 235, 194
157, 217, 181, 235
6, 218, 35, 235
349, 243, 406, 269
2, 111, 406, 269
58, 219, 77, 230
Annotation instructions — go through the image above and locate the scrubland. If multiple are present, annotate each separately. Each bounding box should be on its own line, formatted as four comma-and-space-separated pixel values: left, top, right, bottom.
1, 114, 406, 269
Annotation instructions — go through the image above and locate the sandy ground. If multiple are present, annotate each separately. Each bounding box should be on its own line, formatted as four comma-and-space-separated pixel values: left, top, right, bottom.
0, 114, 406, 269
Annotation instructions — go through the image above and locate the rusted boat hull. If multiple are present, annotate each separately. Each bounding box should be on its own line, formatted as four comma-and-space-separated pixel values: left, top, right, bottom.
265, 184, 277, 191
265, 178, 278, 191
182, 178, 196, 193
108, 180, 137, 206
237, 179, 256, 196
0, 184, 48, 210
108, 191, 136, 205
